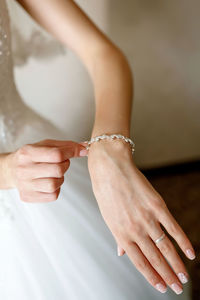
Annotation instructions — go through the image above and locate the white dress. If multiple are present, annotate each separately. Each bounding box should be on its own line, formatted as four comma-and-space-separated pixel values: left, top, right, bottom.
0, 1, 191, 299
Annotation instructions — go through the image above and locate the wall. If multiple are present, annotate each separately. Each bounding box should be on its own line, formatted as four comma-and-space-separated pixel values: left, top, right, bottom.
8, 0, 200, 169
108, 0, 200, 168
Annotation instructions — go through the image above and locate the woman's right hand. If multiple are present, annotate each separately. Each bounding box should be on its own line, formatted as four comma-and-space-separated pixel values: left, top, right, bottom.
4, 139, 88, 202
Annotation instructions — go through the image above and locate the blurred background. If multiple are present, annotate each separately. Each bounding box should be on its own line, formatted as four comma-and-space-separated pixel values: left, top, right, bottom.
7, 0, 200, 299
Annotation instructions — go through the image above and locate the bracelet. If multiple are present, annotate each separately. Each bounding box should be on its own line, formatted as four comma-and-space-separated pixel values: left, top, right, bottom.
83, 133, 135, 154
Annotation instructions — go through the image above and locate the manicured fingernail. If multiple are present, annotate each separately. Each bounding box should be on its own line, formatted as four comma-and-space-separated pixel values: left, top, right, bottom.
186, 249, 196, 260
155, 283, 167, 293
171, 283, 183, 295
177, 272, 188, 284
79, 149, 88, 156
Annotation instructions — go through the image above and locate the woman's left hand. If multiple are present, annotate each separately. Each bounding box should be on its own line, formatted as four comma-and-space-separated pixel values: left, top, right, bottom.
86, 139, 195, 294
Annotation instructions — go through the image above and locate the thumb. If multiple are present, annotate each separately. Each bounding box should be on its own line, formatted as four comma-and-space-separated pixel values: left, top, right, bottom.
67, 142, 88, 158
78, 141, 89, 157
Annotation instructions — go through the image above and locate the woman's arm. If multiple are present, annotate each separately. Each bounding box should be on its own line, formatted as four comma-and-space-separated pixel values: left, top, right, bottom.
16, 0, 133, 139
15, 0, 195, 294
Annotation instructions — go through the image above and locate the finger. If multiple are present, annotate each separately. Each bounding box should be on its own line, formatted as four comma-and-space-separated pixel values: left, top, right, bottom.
158, 208, 196, 260
124, 241, 167, 294
22, 160, 70, 179
19, 188, 61, 203
35, 138, 85, 149
30, 177, 64, 193
154, 235, 189, 284
143, 215, 190, 284
148, 221, 189, 284
25, 143, 88, 162
136, 235, 183, 295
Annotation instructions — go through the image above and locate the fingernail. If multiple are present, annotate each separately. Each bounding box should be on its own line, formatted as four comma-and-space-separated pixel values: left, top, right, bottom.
171, 283, 183, 295
155, 283, 167, 293
79, 149, 88, 156
177, 272, 188, 284
117, 247, 121, 256
186, 249, 196, 260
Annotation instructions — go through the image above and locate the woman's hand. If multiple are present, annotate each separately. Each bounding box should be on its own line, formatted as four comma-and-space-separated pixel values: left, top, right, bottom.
87, 139, 196, 294
4, 139, 88, 202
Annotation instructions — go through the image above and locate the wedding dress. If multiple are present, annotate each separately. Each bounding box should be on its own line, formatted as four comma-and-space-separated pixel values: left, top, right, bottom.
0, 1, 191, 299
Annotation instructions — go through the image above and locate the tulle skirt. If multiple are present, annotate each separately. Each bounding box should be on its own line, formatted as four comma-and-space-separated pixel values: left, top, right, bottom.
0, 155, 192, 300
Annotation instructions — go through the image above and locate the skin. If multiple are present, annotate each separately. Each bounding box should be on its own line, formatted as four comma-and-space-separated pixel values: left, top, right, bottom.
0, 139, 88, 198
1, 0, 196, 294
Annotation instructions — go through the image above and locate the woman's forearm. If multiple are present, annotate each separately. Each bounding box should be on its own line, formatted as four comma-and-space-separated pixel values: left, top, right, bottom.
90, 47, 133, 139
16, 0, 133, 140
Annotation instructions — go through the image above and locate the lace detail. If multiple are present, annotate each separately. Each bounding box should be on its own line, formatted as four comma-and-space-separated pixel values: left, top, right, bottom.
0, 0, 29, 152
11, 26, 67, 67
0, 17, 10, 60
0, 0, 13, 83
0, 0, 66, 222
7, 0, 66, 67
0, 0, 64, 152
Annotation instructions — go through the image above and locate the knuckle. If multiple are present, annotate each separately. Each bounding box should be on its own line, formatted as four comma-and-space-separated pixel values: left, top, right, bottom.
17, 145, 26, 156
16, 147, 26, 162
16, 144, 33, 164
54, 164, 64, 177
152, 199, 165, 212
141, 209, 153, 224
51, 148, 63, 162
20, 144, 32, 155
49, 191, 59, 201
47, 179, 58, 192
126, 221, 135, 233
131, 224, 143, 238
127, 223, 139, 237
125, 239, 134, 247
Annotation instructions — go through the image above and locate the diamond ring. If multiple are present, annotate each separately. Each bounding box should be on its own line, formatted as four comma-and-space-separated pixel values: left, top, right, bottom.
154, 233, 166, 245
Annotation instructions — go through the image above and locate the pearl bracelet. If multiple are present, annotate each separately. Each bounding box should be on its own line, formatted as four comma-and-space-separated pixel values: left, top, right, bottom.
83, 134, 135, 154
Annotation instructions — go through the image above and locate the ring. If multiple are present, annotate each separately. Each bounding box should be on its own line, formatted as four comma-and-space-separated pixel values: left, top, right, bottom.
154, 233, 165, 245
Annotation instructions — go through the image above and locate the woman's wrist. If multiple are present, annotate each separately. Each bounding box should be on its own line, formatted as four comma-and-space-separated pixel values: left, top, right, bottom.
87, 136, 133, 161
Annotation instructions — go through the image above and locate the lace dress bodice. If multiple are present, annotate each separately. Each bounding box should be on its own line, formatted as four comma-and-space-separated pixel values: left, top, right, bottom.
0, 0, 22, 149
0, 0, 66, 223
0, 0, 65, 153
